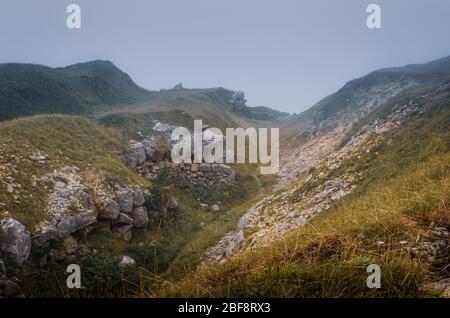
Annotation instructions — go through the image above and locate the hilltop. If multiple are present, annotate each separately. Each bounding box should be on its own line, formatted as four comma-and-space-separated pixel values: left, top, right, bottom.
0, 61, 150, 120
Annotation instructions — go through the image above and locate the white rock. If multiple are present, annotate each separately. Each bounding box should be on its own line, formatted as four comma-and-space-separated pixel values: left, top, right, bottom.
119, 255, 136, 267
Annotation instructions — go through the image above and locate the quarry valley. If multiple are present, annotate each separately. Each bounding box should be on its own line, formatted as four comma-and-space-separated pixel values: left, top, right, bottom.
0, 54, 449, 299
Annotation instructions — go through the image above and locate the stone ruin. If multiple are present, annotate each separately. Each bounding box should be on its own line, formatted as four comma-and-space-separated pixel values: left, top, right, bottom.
123, 123, 237, 188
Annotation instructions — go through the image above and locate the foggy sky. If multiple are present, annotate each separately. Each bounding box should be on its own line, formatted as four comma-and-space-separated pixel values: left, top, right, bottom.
1, 0, 449, 113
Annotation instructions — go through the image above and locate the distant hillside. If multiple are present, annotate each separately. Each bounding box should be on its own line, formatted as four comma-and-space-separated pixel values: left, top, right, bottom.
237, 105, 289, 121
0, 60, 286, 126
283, 55, 450, 142
0, 60, 151, 120
97, 86, 288, 132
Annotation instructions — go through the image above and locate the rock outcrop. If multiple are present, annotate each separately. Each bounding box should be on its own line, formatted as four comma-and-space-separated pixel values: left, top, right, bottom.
0, 219, 31, 266
229, 91, 247, 111
123, 121, 237, 188
172, 83, 184, 90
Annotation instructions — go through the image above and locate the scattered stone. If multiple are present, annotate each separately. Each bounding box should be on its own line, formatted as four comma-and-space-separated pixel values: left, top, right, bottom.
211, 204, 220, 212
119, 255, 136, 267
6, 184, 14, 193
200, 203, 209, 210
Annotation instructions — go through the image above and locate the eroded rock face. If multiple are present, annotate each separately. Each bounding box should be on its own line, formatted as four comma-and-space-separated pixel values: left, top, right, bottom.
0, 219, 31, 266
55, 210, 97, 239
40, 167, 99, 240
42, 166, 88, 222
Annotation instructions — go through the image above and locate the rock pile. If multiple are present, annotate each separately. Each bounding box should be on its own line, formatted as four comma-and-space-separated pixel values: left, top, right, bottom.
124, 138, 236, 188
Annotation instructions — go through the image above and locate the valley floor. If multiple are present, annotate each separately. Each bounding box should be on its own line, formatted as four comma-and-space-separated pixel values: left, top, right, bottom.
157, 82, 450, 298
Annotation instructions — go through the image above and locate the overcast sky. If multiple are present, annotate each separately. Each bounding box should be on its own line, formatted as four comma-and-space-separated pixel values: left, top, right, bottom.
1, 0, 450, 113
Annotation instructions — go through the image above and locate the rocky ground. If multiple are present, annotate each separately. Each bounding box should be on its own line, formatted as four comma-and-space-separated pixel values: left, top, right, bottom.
0, 118, 239, 297
203, 99, 426, 264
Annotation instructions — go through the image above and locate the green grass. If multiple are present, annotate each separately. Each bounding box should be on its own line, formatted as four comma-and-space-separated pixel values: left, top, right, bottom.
96, 110, 194, 141
156, 84, 450, 298
1, 113, 275, 297
0, 114, 147, 227
0, 61, 151, 121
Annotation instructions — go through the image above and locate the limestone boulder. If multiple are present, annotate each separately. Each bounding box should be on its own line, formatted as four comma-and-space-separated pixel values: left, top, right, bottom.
55, 210, 97, 239
0, 219, 31, 266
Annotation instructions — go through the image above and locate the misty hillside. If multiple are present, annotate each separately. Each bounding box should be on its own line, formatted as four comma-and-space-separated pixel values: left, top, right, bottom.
0, 56, 448, 298
0, 60, 151, 120
284, 55, 450, 142
160, 77, 450, 298
0, 61, 287, 126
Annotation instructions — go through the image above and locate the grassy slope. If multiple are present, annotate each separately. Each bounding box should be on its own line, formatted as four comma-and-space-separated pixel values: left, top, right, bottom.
0, 61, 151, 121
157, 85, 450, 297
97, 87, 264, 132
0, 115, 274, 297
0, 115, 146, 227
280, 56, 450, 146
